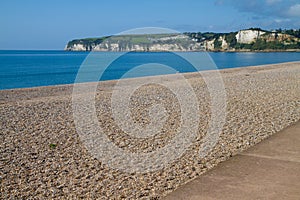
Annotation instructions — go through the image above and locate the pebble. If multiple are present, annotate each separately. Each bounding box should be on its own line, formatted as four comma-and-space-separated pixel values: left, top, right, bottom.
0, 62, 299, 199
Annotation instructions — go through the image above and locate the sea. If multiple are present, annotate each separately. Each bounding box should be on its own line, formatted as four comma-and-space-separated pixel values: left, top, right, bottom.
0, 50, 300, 90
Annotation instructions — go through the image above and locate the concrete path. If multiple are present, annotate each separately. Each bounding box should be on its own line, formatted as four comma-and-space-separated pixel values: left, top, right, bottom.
165, 122, 300, 200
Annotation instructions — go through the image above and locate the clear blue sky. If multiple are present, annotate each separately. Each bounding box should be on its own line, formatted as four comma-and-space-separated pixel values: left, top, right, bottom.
1, 0, 299, 50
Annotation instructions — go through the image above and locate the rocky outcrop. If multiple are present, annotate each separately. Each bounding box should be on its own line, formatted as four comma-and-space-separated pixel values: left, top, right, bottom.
204, 36, 228, 51
221, 36, 229, 49
235, 29, 298, 44
65, 34, 204, 52
235, 30, 266, 44
65, 29, 300, 52
263, 32, 297, 44
204, 39, 215, 51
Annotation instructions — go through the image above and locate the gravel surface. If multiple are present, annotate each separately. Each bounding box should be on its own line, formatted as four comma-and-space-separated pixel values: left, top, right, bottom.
1, 62, 300, 199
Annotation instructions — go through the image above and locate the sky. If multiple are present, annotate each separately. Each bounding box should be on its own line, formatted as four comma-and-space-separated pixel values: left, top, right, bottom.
0, 0, 300, 50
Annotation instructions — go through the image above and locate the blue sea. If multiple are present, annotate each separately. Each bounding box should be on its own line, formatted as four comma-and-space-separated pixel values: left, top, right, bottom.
0, 50, 300, 90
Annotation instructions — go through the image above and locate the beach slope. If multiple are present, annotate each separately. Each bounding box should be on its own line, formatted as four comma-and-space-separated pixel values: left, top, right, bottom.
1, 62, 299, 199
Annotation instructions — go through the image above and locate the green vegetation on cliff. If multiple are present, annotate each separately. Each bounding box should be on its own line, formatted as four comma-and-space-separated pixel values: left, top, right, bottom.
65, 33, 201, 51
185, 28, 300, 51
234, 39, 300, 50
66, 28, 300, 51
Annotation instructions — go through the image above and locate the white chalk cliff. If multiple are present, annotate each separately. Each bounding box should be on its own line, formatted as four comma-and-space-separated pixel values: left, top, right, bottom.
236, 30, 266, 44
65, 29, 300, 51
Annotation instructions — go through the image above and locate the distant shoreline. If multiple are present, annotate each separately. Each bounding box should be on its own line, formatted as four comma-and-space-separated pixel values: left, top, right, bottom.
210, 49, 300, 53
1, 49, 300, 52
64, 49, 300, 53
65, 29, 300, 52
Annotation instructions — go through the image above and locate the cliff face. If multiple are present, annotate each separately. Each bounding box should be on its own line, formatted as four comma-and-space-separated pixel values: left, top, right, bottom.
65, 34, 203, 52
65, 44, 87, 51
65, 29, 300, 52
236, 30, 266, 44
71, 43, 203, 52
204, 36, 229, 51
235, 30, 298, 44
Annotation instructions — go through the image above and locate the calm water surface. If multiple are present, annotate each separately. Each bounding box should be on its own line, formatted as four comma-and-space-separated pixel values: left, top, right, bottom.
0, 50, 299, 90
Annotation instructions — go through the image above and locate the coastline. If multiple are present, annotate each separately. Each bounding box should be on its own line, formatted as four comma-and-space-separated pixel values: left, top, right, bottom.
64, 49, 300, 52
210, 49, 300, 52
1, 51, 300, 91
1, 62, 300, 198
1, 60, 300, 95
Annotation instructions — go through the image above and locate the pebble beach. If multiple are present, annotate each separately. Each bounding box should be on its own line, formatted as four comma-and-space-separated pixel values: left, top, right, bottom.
1, 62, 300, 199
